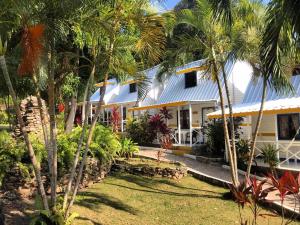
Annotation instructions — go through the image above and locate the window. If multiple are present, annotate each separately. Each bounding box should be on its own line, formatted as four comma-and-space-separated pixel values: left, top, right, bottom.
277, 114, 300, 140
129, 83, 137, 93
185, 71, 197, 88
122, 107, 127, 120
292, 65, 300, 76
177, 109, 190, 129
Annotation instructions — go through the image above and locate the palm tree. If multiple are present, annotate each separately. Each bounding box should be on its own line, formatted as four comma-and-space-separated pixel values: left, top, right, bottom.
64, 0, 166, 216
195, 0, 296, 179
164, 0, 239, 186
0, 39, 49, 210
261, 0, 300, 91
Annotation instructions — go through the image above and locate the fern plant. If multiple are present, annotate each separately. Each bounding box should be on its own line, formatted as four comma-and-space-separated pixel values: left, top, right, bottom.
119, 137, 139, 159
261, 144, 279, 174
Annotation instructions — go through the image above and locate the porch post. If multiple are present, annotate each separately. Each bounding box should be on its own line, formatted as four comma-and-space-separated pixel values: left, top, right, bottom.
247, 116, 252, 140
102, 109, 105, 123
178, 106, 181, 144
189, 103, 192, 147
90, 103, 93, 121
107, 109, 109, 125
121, 104, 124, 132
274, 115, 280, 167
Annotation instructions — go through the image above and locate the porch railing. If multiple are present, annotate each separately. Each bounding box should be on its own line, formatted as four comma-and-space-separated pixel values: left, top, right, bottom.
253, 140, 300, 168
169, 128, 203, 146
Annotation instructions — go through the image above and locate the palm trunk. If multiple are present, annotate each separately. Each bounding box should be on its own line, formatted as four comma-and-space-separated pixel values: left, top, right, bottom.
81, 78, 91, 126
65, 73, 108, 216
0, 55, 49, 210
220, 62, 238, 179
62, 64, 95, 211
32, 74, 51, 173
65, 28, 116, 217
246, 77, 267, 177
48, 45, 58, 208
215, 69, 238, 186
65, 95, 77, 134
211, 49, 238, 186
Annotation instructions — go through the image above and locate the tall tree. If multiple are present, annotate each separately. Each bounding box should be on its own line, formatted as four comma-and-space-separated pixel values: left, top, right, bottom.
63, 0, 166, 216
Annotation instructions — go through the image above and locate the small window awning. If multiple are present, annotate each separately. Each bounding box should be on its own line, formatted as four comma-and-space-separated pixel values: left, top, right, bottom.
128, 101, 189, 112
176, 65, 209, 75
207, 97, 300, 119
95, 81, 115, 87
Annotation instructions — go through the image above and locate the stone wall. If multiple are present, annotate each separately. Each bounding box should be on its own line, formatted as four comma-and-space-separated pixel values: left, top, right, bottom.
14, 96, 49, 138
1, 157, 111, 199
111, 159, 187, 179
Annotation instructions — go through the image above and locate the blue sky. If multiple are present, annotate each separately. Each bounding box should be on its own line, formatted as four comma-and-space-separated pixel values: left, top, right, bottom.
154, 0, 270, 11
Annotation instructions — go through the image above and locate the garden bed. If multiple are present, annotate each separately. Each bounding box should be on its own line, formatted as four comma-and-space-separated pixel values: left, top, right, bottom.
111, 158, 187, 179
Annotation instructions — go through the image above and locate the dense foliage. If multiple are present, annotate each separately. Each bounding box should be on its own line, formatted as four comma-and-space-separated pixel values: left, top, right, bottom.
126, 114, 157, 145
0, 111, 8, 124
0, 124, 126, 187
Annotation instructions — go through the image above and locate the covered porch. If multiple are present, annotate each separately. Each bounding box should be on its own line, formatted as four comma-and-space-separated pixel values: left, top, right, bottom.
129, 100, 217, 147
90, 101, 139, 132
208, 96, 300, 171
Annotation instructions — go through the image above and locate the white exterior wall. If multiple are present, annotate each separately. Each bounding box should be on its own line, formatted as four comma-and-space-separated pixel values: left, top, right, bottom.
226, 61, 253, 105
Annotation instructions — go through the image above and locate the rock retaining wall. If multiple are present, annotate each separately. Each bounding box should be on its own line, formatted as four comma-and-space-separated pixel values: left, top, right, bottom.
111, 160, 187, 179
14, 96, 49, 138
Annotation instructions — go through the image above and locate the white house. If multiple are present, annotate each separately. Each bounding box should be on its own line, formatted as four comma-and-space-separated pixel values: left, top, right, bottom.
208, 74, 300, 170
89, 65, 164, 131
129, 59, 253, 148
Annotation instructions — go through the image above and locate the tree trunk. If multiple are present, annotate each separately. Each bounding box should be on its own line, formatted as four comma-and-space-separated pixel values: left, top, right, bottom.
220, 62, 238, 178
48, 45, 58, 208
65, 95, 77, 134
246, 77, 267, 177
64, 98, 70, 124
65, 73, 108, 216
62, 64, 95, 211
0, 55, 49, 210
215, 68, 239, 186
65, 28, 116, 216
32, 74, 51, 173
81, 77, 91, 126
210, 50, 238, 186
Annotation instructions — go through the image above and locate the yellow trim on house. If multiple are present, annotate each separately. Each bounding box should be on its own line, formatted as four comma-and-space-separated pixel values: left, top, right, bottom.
240, 123, 252, 127
128, 101, 189, 112
176, 65, 209, 75
208, 107, 300, 119
95, 81, 115, 87
254, 132, 276, 137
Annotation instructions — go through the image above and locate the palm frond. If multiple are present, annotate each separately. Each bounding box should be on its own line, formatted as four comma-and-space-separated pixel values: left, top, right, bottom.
209, 0, 233, 28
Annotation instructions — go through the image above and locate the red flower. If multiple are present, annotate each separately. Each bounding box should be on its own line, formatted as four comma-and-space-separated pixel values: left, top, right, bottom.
58, 103, 65, 113
18, 24, 45, 76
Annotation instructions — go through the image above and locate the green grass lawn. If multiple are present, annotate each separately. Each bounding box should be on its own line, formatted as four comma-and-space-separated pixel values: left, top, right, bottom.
73, 173, 300, 225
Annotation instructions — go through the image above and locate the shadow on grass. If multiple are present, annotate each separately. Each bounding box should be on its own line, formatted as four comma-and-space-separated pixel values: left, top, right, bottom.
112, 173, 221, 196
76, 216, 104, 225
75, 191, 139, 215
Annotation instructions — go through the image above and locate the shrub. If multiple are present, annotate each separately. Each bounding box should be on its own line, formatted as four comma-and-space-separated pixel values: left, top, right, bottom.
0, 131, 26, 186
236, 139, 251, 170
0, 111, 8, 124
261, 144, 279, 173
119, 137, 139, 159
126, 113, 156, 145
89, 125, 121, 162
202, 118, 243, 156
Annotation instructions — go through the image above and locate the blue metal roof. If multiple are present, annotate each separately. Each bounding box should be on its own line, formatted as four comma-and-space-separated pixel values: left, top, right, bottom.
242, 75, 300, 104
157, 59, 236, 104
